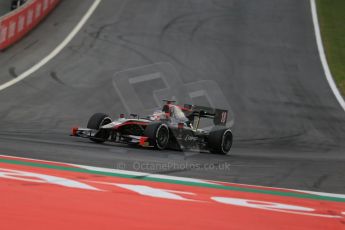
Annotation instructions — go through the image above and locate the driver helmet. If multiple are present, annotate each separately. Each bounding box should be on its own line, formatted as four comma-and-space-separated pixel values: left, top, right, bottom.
150, 110, 166, 121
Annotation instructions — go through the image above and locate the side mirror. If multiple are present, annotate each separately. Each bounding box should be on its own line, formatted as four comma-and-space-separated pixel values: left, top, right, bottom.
130, 114, 138, 119
199, 110, 206, 116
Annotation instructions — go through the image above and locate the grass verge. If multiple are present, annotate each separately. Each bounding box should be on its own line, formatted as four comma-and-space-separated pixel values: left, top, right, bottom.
317, 0, 345, 95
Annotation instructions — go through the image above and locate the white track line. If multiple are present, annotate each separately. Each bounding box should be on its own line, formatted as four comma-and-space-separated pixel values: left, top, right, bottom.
0, 0, 102, 92
310, 0, 345, 111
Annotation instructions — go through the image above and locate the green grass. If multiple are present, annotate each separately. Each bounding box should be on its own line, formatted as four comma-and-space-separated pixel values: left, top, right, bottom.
317, 0, 345, 95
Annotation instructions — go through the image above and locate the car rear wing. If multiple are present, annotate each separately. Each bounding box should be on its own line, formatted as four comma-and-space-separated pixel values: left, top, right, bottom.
183, 104, 228, 126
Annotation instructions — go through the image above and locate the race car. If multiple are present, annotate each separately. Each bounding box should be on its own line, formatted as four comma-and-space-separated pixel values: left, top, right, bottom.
71, 100, 233, 154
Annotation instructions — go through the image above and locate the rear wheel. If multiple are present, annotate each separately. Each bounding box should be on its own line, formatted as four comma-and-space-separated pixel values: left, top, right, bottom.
208, 127, 233, 155
144, 122, 170, 150
87, 113, 112, 143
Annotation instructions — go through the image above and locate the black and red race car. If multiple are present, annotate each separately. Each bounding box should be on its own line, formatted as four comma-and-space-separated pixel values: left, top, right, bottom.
71, 100, 233, 154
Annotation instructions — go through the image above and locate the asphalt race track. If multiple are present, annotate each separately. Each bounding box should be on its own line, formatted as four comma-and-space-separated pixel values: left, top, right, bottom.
1, 0, 345, 193
0, 3, 9, 16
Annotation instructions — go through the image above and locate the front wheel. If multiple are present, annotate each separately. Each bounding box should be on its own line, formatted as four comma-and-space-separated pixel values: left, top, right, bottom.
207, 127, 233, 155
144, 122, 170, 150
87, 113, 112, 143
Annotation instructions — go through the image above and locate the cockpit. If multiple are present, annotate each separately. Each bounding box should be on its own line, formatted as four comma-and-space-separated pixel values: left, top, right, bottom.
150, 104, 188, 123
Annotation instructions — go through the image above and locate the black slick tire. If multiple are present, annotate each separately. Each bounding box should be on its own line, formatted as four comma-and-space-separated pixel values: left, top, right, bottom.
208, 127, 233, 154
87, 113, 112, 143
144, 122, 170, 150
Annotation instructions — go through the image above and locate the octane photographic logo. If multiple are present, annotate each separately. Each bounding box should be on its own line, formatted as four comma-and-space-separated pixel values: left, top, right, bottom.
129, 161, 232, 171
112, 62, 235, 128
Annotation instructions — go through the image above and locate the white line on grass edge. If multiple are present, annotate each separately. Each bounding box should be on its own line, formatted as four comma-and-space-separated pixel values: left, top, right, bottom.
310, 0, 345, 111
0, 0, 102, 92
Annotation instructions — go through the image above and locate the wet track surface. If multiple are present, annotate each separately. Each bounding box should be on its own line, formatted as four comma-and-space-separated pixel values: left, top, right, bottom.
0, 0, 345, 193
0, 2, 10, 16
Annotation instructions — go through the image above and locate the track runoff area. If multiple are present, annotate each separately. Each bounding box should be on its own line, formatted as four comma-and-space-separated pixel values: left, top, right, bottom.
0, 155, 345, 230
